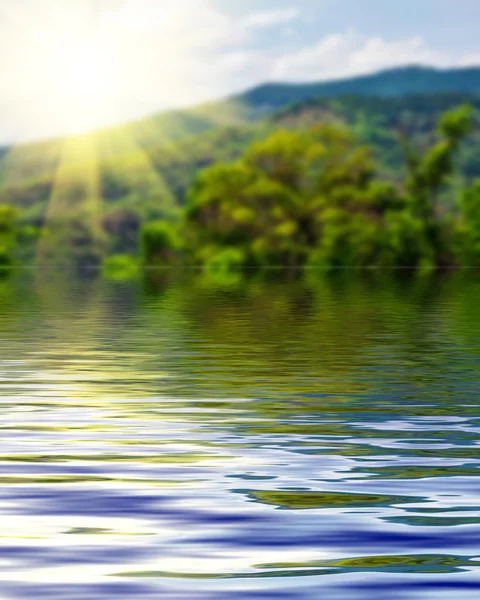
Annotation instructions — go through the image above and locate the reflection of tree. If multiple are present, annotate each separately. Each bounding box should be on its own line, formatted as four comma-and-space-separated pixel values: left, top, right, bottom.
136, 271, 480, 441
1, 270, 479, 431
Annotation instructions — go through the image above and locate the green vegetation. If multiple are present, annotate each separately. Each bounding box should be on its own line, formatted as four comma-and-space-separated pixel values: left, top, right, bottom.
0, 205, 19, 268
140, 104, 479, 271
102, 254, 140, 281
4, 101, 480, 271
0, 68, 480, 220
4, 66, 480, 268
238, 65, 480, 112
141, 221, 183, 266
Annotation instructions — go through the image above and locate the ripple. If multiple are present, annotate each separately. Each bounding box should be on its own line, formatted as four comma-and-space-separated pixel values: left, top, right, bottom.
0, 271, 479, 599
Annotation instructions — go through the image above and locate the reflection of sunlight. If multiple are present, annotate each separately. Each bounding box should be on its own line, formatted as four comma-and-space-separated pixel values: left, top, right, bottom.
0, 509, 331, 585
141, 548, 331, 575
0, 515, 154, 542
0, 543, 332, 584
0, 565, 125, 585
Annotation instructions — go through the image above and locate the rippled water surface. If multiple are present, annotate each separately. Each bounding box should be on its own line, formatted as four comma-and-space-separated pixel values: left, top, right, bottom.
0, 270, 479, 599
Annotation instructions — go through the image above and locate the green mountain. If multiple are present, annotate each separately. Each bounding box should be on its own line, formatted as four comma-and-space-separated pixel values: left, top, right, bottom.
237, 65, 480, 112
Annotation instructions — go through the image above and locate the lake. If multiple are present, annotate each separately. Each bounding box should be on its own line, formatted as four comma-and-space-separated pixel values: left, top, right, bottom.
0, 269, 479, 599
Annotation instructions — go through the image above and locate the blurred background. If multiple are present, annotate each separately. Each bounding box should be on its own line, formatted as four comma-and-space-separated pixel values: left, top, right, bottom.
0, 1, 479, 272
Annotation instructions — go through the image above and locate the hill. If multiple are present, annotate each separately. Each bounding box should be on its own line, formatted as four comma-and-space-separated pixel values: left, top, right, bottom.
3, 65, 480, 189
236, 65, 480, 113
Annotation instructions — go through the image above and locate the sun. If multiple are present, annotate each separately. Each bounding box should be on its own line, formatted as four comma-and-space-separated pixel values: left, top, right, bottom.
16, 11, 125, 138
37, 30, 120, 134
0, 2, 212, 142
53, 38, 111, 99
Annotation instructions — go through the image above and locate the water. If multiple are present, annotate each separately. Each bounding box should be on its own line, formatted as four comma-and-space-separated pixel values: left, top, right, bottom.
0, 270, 479, 599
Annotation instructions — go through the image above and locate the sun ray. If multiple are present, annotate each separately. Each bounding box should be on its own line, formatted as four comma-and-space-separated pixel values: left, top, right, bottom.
36, 132, 102, 266
0, 1, 266, 267
0, 139, 63, 189
95, 126, 178, 220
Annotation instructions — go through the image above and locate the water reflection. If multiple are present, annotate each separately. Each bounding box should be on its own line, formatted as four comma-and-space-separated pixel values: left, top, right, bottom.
0, 270, 479, 599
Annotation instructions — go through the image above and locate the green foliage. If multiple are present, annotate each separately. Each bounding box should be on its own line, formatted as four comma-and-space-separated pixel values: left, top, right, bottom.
0, 249, 13, 269
0, 204, 18, 267
185, 125, 394, 269
141, 221, 183, 265
187, 248, 246, 288
184, 125, 394, 269
455, 180, 480, 265
400, 106, 473, 223
2, 86, 480, 269
3, 84, 480, 268
182, 105, 476, 270
0, 205, 17, 234
3, 82, 480, 256
102, 254, 140, 281
204, 247, 246, 270
438, 104, 474, 145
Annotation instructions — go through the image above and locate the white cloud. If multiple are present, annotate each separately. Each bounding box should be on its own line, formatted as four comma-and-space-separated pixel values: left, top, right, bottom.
241, 8, 299, 29
456, 53, 480, 67
270, 30, 450, 81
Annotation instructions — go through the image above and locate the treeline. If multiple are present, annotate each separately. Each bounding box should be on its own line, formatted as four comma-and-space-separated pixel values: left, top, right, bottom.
2, 104, 480, 273
3, 93, 480, 234
0, 205, 41, 267
141, 104, 480, 272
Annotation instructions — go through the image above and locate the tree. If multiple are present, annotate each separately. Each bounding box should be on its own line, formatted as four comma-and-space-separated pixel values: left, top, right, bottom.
0, 205, 18, 268
184, 126, 390, 269
141, 221, 183, 265
400, 105, 473, 220
455, 180, 480, 266
158, 105, 477, 271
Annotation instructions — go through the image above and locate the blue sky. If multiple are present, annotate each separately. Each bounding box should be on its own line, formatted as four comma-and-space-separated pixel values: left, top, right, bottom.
0, 0, 479, 142
225, 0, 480, 57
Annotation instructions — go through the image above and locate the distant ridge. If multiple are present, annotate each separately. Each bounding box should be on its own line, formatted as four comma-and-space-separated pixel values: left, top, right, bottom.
4, 64, 480, 153
234, 65, 480, 113
102, 65, 480, 153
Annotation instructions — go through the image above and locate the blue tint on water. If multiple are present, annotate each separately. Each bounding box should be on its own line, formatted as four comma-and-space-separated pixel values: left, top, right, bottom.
0, 270, 479, 599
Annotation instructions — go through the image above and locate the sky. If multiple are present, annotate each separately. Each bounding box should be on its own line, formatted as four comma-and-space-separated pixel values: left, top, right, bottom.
0, 0, 480, 143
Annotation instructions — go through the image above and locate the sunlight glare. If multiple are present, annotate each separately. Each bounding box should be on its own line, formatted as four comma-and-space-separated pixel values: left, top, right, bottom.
53, 36, 111, 99
40, 31, 118, 134
0, 2, 223, 141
